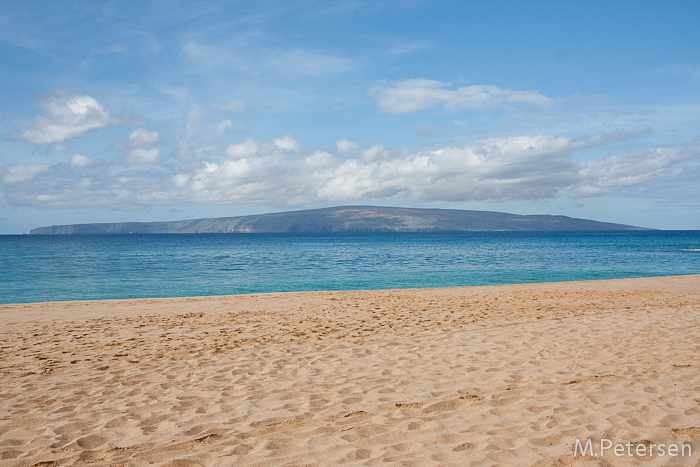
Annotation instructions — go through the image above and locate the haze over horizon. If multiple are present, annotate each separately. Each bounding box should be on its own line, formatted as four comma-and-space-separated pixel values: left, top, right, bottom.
2, 0, 699, 234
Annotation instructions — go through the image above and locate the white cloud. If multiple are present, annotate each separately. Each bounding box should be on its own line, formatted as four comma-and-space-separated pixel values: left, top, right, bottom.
360, 144, 385, 162
70, 154, 97, 168
215, 119, 238, 135
123, 148, 163, 165
273, 135, 302, 153
128, 128, 160, 148
20, 91, 131, 143
226, 139, 260, 159
336, 138, 359, 154
114, 128, 163, 165
3, 163, 50, 183
369, 79, 553, 114
563, 147, 685, 197
4, 130, 694, 209
168, 131, 688, 205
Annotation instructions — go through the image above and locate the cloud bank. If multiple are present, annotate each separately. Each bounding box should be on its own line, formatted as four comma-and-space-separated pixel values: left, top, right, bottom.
2, 129, 694, 209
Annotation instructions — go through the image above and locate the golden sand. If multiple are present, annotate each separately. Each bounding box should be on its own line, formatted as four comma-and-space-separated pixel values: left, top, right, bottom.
1, 276, 699, 466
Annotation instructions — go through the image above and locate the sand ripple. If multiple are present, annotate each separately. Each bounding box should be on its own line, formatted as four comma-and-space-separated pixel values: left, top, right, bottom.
1, 276, 699, 466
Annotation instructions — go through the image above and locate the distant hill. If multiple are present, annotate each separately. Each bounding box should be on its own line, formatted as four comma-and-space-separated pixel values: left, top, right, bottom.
29, 206, 653, 234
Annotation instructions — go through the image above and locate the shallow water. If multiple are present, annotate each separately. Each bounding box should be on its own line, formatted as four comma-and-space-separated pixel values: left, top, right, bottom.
2, 231, 699, 304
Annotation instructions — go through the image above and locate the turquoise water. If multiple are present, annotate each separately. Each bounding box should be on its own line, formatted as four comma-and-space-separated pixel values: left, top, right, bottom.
1, 231, 699, 304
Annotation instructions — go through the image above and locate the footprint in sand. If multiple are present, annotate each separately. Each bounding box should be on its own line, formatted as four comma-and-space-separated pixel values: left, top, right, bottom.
73, 434, 109, 450
353, 448, 379, 459
388, 441, 423, 452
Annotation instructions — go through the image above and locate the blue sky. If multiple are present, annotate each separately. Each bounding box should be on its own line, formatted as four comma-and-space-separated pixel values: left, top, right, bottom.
1, 0, 699, 233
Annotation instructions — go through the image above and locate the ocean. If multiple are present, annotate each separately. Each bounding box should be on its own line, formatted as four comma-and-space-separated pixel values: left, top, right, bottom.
1, 231, 699, 304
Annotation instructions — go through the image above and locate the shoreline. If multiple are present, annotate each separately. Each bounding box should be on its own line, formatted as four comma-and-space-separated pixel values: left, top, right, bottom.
2, 272, 699, 311
2, 275, 699, 466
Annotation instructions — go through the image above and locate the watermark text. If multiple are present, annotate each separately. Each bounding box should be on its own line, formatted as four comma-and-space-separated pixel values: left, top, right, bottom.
575, 439, 692, 458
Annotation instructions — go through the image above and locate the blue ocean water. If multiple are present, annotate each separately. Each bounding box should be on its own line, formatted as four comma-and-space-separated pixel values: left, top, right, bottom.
1, 231, 699, 304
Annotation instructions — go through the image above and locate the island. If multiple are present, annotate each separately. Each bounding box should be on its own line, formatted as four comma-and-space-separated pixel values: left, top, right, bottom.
29, 206, 653, 234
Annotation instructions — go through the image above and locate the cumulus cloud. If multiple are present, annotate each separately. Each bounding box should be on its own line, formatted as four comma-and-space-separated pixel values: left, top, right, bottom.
226, 139, 260, 159
127, 128, 160, 148
169, 130, 689, 205
3, 130, 694, 209
70, 154, 97, 168
563, 147, 685, 197
273, 135, 302, 153
336, 138, 359, 154
20, 91, 134, 143
369, 79, 553, 114
3, 163, 50, 183
115, 129, 164, 165
172, 135, 313, 203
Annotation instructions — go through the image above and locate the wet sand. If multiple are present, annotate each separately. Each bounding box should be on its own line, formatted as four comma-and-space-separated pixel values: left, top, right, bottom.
1, 275, 699, 466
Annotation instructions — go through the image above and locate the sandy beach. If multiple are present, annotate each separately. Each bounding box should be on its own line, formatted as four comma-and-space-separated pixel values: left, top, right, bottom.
1, 275, 699, 467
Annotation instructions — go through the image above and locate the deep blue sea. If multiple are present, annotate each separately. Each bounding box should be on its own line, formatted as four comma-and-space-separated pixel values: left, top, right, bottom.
1, 231, 699, 304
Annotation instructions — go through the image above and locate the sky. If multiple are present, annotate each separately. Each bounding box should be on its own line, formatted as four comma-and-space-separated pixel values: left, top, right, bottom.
1, 0, 699, 233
